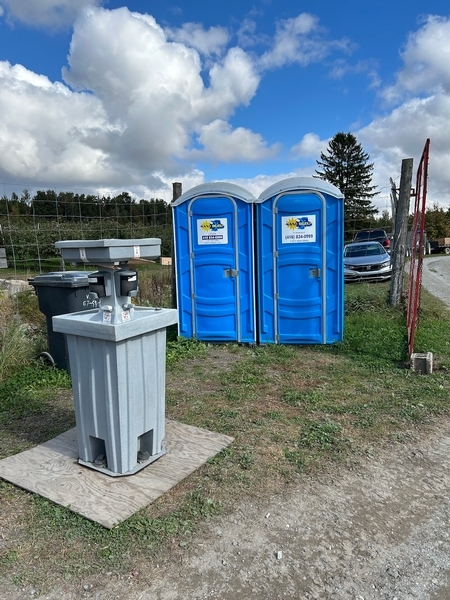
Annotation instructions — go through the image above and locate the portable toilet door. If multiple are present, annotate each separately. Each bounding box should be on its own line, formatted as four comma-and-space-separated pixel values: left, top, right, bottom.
256, 177, 344, 344
172, 182, 256, 343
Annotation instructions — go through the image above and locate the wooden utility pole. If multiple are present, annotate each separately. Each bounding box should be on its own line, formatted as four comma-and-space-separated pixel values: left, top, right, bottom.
389, 159, 413, 307
171, 182, 182, 309
390, 177, 398, 230
172, 182, 182, 203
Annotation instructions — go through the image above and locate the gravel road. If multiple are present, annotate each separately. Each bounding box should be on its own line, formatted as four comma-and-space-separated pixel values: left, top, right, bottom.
3, 257, 450, 600
419, 255, 450, 309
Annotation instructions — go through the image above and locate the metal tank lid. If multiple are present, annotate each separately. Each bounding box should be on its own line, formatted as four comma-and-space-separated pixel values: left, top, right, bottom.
256, 177, 344, 203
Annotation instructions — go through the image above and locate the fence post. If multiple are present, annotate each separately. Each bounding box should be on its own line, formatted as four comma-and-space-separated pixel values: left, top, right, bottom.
171, 182, 182, 309
389, 177, 398, 231
389, 158, 413, 307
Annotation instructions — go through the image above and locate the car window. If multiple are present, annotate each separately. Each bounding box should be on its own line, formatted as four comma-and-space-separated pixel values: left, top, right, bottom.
345, 244, 384, 257
354, 230, 386, 241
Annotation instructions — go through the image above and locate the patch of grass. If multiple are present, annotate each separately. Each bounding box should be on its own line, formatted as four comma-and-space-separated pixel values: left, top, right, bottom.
283, 448, 305, 472
14, 289, 45, 328
282, 389, 328, 408
299, 420, 344, 451
1, 281, 450, 594
136, 266, 172, 308
331, 282, 408, 366
165, 336, 208, 367
344, 283, 390, 314
0, 363, 73, 459
0, 363, 71, 413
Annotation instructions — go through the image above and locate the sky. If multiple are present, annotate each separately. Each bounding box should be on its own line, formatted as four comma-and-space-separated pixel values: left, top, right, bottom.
1, 0, 450, 214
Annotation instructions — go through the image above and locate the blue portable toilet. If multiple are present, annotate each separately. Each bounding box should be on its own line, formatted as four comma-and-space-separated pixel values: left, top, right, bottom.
256, 177, 344, 345
173, 182, 256, 342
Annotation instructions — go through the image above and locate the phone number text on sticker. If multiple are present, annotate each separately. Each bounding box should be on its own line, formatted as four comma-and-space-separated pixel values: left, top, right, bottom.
281, 215, 317, 243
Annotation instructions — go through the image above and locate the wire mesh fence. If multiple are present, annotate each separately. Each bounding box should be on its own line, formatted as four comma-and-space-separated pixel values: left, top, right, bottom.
0, 189, 173, 275
0, 183, 399, 276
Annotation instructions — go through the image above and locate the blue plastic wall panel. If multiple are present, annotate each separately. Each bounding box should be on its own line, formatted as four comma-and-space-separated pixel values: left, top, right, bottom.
324, 195, 344, 343
256, 189, 343, 344
174, 194, 255, 343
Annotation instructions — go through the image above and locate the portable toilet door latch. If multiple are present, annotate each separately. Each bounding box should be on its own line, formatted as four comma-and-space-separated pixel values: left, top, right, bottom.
309, 268, 321, 278
224, 268, 238, 278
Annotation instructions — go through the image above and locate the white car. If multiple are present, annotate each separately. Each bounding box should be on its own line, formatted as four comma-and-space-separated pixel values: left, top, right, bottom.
344, 241, 392, 282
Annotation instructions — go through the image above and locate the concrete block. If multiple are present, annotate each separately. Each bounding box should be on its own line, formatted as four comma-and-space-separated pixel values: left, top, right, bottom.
410, 352, 433, 374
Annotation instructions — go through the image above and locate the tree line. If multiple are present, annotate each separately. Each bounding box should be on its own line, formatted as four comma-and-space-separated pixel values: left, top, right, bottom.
0, 191, 173, 265
1, 132, 450, 269
0, 190, 171, 224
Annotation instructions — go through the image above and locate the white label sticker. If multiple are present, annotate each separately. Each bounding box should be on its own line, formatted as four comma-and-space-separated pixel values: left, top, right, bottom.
79, 248, 88, 262
122, 311, 131, 322
281, 215, 316, 244
102, 311, 111, 323
133, 246, 140, 258
197, 218, 228, 245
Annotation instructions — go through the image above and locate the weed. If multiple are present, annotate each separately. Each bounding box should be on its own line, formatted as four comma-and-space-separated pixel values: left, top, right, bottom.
165, 336, 207, 367
282, 389, 327, 408
283, 448, 305, 472
237, 447, 255, 470
344, 283, 390, 314
299, 420, 343, 451
264, 411, 283, 420
0, 550, 18, 568
136, 266, 172, 308
0, 363, 71, 411
14, 289, 45, 328
0, 320, 35, 382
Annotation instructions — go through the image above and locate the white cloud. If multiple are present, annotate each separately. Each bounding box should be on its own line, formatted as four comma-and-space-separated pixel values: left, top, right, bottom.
358, 94, 450, 207
229, 171, 308, 199
237, 18, 269, 48
62, 8, 261, 170
259, 13, 350, 70
0, 6, 267, 192
194, 120, 279, 162
282, 15, 450, 213
291, 133, 326, 159
383, 16, 450, 103
165, 22, 229, 57
0, 0, 102, 28
0, 61, 122, 185
4, 4, 449, 215
328, 59, 381, 90
356, 16, 450, 210
200, 47, 260, 120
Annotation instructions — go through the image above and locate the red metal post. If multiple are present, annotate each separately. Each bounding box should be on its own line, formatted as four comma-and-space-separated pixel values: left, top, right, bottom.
407, 138, 430, 356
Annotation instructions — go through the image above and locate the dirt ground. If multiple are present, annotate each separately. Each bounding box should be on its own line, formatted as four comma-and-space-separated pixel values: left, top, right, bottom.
2, 256, 450, 600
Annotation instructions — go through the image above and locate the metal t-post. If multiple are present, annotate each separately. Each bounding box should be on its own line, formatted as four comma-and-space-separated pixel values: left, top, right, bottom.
171, 182, 182, 309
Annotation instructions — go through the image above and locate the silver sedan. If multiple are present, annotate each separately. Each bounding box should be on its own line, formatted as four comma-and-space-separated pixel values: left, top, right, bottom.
344, 241, 392, 282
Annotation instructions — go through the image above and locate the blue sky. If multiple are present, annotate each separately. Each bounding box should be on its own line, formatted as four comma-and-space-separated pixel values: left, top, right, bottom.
1, 0, 450, 214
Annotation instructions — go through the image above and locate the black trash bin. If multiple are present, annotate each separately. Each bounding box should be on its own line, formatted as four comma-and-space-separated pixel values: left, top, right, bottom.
28, 271, 95, 372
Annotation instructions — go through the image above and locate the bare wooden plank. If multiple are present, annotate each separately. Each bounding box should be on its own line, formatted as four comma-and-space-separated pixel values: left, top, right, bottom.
0, 420, 233, 529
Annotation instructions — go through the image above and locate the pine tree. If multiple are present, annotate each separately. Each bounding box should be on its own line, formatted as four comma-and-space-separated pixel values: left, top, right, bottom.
315, 132, 378, 235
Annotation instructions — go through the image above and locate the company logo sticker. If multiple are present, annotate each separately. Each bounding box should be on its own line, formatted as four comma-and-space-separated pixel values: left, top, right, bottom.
197, 218, 228, 244
282, 215, 316, 243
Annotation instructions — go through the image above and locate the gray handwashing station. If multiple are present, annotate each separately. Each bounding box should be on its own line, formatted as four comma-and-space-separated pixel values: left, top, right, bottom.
53, 239, 178, 477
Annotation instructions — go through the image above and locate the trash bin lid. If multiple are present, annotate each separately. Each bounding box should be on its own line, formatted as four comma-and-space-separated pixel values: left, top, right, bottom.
28, 271, 92, 288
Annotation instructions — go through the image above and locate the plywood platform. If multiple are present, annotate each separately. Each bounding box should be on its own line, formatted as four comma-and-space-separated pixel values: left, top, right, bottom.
0, 420, 233, 529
